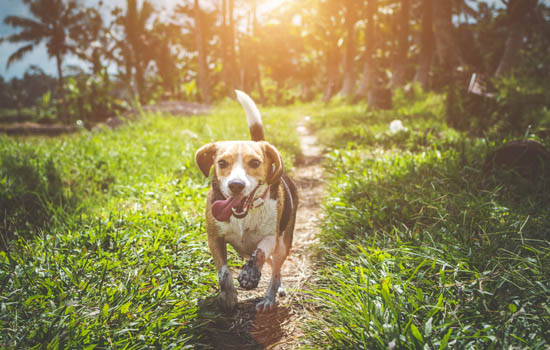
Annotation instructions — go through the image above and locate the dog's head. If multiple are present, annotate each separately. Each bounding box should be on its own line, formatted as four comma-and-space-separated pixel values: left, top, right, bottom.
195, 141, 283, 220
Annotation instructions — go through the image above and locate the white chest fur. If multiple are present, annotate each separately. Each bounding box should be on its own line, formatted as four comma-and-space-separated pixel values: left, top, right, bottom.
216, 198, 278, 257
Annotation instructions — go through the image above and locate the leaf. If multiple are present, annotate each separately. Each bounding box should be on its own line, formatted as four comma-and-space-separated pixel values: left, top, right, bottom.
440, 328, 452, 349
424, 317, 433, 337
410, 323, 424, 343
102, 303, 109, 318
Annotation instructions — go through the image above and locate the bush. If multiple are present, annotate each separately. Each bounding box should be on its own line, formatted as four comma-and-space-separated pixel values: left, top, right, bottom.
457, 76, 550, 138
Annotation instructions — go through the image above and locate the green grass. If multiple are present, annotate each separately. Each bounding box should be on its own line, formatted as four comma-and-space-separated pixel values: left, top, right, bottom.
0, 101, 302, 349
0, 108, 37, 123
304, 92, 550, 349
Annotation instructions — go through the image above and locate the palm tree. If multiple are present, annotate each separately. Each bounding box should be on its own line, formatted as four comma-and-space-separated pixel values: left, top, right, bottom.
115, 0, 155, 103
1, 0, 85, 121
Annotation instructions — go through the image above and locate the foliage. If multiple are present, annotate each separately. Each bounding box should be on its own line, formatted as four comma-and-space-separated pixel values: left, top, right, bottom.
455, 75, 550, 138
0, 102, 302, 348
63, 71, 127, 124
304, 95, 550, 349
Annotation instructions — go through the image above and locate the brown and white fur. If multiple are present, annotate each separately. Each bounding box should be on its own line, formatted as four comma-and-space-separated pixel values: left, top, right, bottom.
195, 90, 298, 313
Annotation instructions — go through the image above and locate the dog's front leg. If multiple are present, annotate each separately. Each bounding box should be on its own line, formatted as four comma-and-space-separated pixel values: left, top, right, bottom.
208, 234, 238, 312
238, 236, 275, 289
256, 240, 287, 313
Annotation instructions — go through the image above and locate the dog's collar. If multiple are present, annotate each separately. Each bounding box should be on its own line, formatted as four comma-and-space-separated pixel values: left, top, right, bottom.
250, 184, 270, 209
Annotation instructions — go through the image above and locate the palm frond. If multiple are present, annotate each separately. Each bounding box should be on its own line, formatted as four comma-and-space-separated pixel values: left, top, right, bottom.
3, 29, 46, 44
6, 44, 35, 68
3, 15, 47, 32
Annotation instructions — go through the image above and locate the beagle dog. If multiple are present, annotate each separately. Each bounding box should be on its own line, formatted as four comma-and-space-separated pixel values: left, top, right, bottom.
195, 90, 298, 313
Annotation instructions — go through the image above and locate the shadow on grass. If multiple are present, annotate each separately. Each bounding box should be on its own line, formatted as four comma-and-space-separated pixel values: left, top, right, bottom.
196, 295, 291, 350
0, 145, 74, 247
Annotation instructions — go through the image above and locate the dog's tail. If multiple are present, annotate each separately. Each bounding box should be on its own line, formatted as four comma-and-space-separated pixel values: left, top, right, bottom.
235, 90, 264, 141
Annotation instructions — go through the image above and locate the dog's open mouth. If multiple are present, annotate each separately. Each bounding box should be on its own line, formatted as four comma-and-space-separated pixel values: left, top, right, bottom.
212, 188, 258, 222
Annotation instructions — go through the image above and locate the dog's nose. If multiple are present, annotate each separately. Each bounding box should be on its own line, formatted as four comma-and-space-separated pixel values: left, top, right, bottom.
228, 180, 245, 194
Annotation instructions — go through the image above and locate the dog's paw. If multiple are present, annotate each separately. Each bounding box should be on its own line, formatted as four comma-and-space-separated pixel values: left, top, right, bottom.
256, 296, 277, 313
219, 289, 238, 312
238, 250, 265, 290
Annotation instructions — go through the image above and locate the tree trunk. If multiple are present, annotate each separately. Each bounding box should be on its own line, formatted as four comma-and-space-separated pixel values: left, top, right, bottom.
495, 22, 524, 77
194, 0, 211, 103
414, 0, 434, 90
228, 0, 239, 90
323, 42, 340, 102
339, 0, 357, 98
135, 58, 145, 104
356, 0, 377, 99
433, 0, 465, 67
251, 0, 264, 101
55, 52, 66, 123
495, 0, 537, 77
391, 0, 410, 88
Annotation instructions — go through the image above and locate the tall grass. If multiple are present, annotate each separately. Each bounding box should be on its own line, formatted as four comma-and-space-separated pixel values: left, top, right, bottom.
0, 102, 302, 348
305, 92, 550, 349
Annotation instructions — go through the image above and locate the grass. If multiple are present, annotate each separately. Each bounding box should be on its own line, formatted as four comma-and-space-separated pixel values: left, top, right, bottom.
2, 91, 549, 349
304, 90, 550, 349
0, 108, 37, 123
0, 101, 302, 349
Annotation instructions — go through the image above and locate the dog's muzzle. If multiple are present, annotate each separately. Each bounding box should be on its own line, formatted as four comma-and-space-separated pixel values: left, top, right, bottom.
212, 185, 268, 222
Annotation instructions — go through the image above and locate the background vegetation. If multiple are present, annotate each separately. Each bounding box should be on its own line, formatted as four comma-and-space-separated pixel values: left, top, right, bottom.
0, 0, 549, 135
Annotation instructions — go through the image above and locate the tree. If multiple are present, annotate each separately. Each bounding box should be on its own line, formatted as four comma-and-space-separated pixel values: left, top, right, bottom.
69, 5, 115, 76
356, 0, 378, 99
413, 0, 434, 89
318, 0, 343, 102
391, 0, 410, 88
219, 0, 239, 94
114, 0, 155, 103
433, 0, 465, 69
339, 0, 358, 98
495, 0, 539, 77
2, 0, 85, 121
194, 0, 211, 103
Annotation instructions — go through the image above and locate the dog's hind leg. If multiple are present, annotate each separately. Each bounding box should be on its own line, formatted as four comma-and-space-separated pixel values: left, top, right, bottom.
209, 234, 238, 312
238, 235, 275, 290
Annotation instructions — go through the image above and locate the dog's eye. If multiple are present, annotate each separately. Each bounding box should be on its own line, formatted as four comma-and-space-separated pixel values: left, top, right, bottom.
248, 159, 261, 168
218, 160, 229, 169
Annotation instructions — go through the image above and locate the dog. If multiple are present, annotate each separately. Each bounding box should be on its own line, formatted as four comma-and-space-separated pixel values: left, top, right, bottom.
195, 90, 298, 313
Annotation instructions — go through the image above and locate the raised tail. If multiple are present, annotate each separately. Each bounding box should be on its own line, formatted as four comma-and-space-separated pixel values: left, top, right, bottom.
235, 90, 264, 141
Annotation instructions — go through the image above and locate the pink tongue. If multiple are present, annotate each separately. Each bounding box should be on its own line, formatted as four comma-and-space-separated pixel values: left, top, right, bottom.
212, 196, 243, 222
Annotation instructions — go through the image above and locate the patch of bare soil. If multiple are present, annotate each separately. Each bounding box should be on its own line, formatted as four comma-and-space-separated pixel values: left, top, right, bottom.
199, 117, 324, 349
0, 122, 77, 136
141, 101, 211, 116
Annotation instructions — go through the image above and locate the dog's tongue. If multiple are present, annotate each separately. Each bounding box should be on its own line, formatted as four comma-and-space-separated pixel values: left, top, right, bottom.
212, 196, 244, 222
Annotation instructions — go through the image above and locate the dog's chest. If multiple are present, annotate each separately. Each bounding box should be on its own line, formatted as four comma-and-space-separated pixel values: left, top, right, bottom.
216, 198, 278, 256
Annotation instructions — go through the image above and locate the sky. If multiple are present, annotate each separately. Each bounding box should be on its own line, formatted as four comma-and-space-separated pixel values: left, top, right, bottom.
0, 0, 509, 80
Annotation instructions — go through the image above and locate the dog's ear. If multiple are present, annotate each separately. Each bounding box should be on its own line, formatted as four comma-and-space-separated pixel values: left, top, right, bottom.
195, 143, 218, 177
261, 142, 283, 185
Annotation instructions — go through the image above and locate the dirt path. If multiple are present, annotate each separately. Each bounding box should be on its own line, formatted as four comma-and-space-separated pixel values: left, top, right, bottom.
201, 117, 324, 349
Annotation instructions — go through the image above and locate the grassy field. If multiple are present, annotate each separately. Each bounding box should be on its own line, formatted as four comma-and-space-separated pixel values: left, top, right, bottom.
2, 92, 550, 349
304, 90, 550, 349
0, 101, 302, 349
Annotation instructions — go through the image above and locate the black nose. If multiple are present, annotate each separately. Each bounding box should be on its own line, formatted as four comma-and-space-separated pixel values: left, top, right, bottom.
228, 180, 245, 194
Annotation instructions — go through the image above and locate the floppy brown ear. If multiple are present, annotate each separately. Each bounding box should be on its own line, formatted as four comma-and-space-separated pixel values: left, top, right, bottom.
195, 143, 217, 177
261, 142, 283, 185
